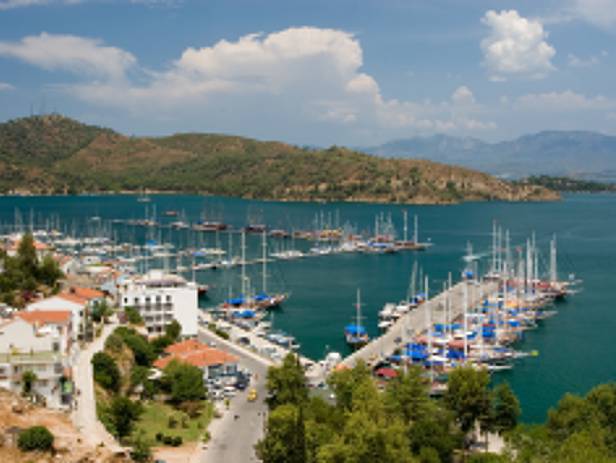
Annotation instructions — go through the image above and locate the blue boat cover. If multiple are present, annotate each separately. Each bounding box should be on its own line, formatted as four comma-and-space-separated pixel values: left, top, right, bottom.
345, 324, 367, 335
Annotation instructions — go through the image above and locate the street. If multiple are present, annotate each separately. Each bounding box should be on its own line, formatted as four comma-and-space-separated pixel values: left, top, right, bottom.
196, 328, 271, 463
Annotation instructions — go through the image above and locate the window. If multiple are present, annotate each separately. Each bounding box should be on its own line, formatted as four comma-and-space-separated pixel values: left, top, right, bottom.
134, 297, 139, 305
53, 342, 60, 352
156, 295, 161, 303
123, 297, 128, 304
166, 295, 172, 303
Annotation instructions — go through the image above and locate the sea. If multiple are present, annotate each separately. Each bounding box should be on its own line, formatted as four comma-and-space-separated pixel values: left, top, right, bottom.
0, 193, 614, 423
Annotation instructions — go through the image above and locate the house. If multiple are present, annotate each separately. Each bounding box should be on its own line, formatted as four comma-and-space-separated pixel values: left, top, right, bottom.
0, 311, 73, 409
27, 287, 105, 341
119, 270, 199, 337
153, 339, 239, 380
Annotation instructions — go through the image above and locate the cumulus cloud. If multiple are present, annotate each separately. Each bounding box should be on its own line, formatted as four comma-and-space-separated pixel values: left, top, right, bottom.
481, 10, 556, 81
451, 86, 475, 104
0, 28, 497, 140
0, 32, 135, 80
514, 90, 615, 111
0, 82, 14, 91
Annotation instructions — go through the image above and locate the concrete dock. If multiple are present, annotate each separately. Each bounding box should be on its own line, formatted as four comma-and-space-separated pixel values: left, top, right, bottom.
340, 279, 499, 368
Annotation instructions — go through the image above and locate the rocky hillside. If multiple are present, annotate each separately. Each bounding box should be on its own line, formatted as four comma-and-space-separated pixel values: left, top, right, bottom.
0, 389, 128, 463
0, 115, 558, 204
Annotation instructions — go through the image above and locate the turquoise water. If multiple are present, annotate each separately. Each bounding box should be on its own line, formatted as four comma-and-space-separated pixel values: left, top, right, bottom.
1, 193, 614, 422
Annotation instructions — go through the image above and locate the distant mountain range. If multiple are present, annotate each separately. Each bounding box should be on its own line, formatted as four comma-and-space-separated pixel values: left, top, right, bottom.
0, 115, 557, 204
362, 131, 616, 181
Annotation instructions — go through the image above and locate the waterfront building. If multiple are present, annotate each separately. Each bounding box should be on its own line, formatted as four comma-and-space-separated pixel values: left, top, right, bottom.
119, 270, 199, 337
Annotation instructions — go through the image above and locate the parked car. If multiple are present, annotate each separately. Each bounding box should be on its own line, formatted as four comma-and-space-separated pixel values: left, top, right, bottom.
247, 388, 257, 402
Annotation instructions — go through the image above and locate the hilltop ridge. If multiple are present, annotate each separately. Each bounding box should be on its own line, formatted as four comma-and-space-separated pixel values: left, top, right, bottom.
0, 115, 558, 204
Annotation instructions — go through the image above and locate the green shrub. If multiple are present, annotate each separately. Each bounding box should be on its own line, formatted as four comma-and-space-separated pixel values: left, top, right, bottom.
17, 426, 54, 452
91, 352, 121, 391
172, 436, 183, 447
125, 307, 143, 325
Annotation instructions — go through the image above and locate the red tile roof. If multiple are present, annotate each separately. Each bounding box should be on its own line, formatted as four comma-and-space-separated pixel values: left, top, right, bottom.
154, 340, 238, 370
62, 287, 104, 302
16, 310, 72, 325
164, 339, 204, 355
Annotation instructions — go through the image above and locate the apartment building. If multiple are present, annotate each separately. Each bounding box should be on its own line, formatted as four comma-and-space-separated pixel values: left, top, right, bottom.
0, 311, 73, 409
120, 270, 198, 337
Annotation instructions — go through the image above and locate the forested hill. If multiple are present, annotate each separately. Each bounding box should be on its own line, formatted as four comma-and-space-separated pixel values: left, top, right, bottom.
0, 115, 558, 204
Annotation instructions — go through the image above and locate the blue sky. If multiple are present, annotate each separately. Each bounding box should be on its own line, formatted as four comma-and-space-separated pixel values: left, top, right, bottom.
0, 0, 615, 146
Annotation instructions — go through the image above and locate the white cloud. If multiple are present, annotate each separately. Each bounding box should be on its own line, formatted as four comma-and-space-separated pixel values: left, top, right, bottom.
514, 90, 615, 111
0, 0, 81, 10
481, 10, 556, 80
0, 28, 497, 140
0, 0, 180, 9
0, 32, 135, 80
451, 85, 475, 104
567, 53, 600, 67
571, 0, 616, 28
0, 82, 14, 91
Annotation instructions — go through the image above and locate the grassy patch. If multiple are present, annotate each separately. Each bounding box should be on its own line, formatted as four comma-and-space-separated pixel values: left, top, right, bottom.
133, 400, 213, 444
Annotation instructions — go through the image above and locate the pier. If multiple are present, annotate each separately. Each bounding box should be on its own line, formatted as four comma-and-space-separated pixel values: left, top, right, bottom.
340, 279, 499, 368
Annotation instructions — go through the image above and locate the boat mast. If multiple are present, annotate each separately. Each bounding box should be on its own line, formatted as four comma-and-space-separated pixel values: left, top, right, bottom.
241, 231, 247, 297
403, 210, 408, 242
526, 238, 532, 295
413, 214, 419, 244
463, 275, 468, 362
425, 275, 432, 383
491, 221, 497, 275
356, 288, 361, 330
550, 235, 557, 283
262, 230, 267, 294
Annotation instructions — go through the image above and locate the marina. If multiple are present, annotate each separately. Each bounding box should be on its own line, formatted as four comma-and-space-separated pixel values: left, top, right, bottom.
0, 193, 612, 421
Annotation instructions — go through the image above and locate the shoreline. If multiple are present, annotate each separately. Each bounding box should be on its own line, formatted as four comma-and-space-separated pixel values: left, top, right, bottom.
0, 189, 561, 206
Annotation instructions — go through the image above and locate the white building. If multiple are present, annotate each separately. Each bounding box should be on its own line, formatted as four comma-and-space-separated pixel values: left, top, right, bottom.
0, 312, 73, 409
27, 287, 106, 342
120, 270, 199, 337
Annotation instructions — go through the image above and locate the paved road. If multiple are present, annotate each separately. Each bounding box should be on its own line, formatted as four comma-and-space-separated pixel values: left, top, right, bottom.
196, 328, 271, 463
71, 320, 121, 451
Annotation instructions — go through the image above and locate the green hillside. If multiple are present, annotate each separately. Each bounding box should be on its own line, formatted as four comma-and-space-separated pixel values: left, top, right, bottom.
0, 114, 558, 204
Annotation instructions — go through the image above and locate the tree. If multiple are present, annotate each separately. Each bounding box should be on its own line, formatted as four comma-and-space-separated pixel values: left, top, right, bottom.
21, 370, 37, 397
327, 361, 371, 411
17, 425, 54, 452
125, 306, 144, 325
130, 431, 153, 462
37, 253, 63, 288
266, 353, 308, 409
114, 327, 155, 367
17, 232, 38, 277
92, 299, 111, 323
162, 360, 205, 405
109, 396, 142, 440
492, 382, 520, 434
256, 403, 306, 463
408, 402, 462, 462
445, 366, 491, 434
385, 365, 430, 423
165, 319, 182, 341
92, 351, 121, 391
